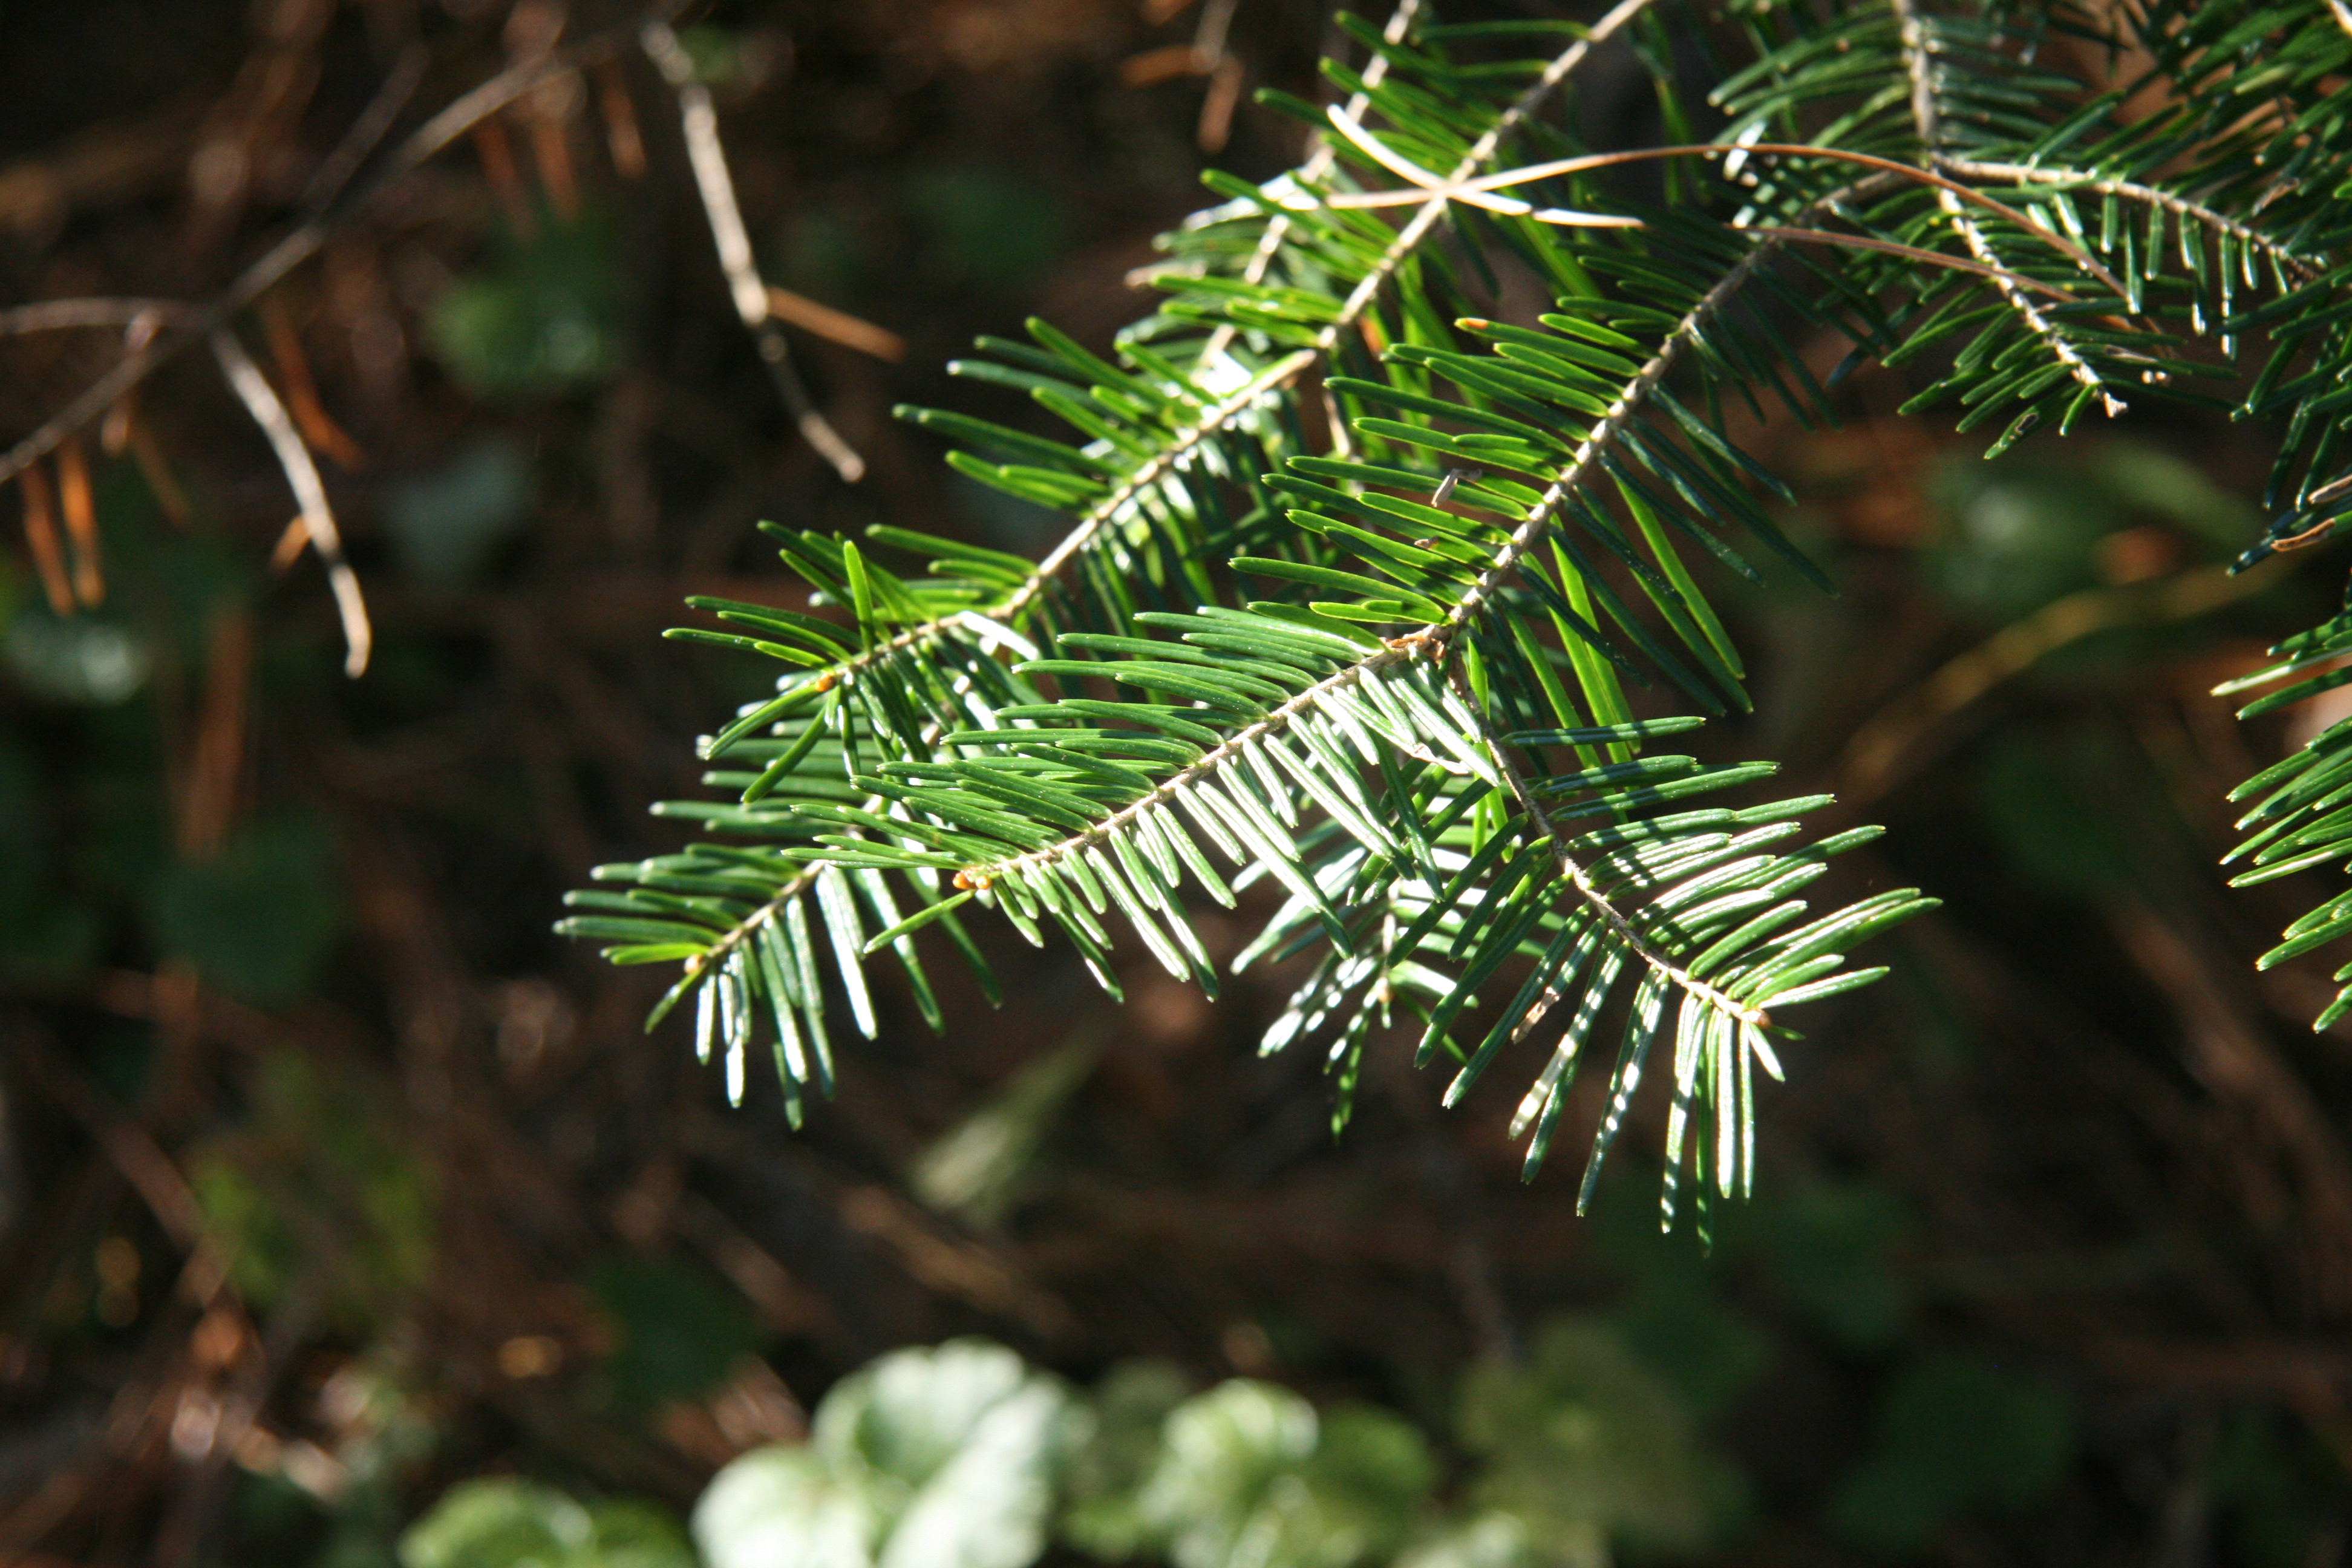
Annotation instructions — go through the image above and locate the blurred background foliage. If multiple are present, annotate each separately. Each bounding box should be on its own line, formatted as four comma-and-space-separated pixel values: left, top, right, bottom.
0, 1, 2350, 1565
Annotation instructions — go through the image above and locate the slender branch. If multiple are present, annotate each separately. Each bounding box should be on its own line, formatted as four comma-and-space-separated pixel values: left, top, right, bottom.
795, 1, 1670, 788
211, 330, 371, 678
1446, 241, 1779, 630
1200, 0, 1426, 364
995, 349, 1318, 623
967, 641, 1421, 886
641, 21, 865, 483
1944, 190, 2127, 414
1318, 0, 1669, 349
1939, 156, 2325, 283
1740, 225, 2083, 301
0, 1, 688, 495
1189, 0, 1667, 384
295, 41, 428, 218
766, 286, 905, 362
1321, 137, 2125, 293
959, 233, 1778, 887
1454, 664, 1770, 1027
0, 299, 186, 335
1893, 0, 2128, 417
670, 352, 1317, 974
721, 345, 1321, 726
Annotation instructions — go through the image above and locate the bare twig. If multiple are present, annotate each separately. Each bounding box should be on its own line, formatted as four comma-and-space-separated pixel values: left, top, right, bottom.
56, 436, 101, 606
1319, 137, 2127, 293
261, 297, 365, 469
595, 59, 647, 178
294, 41, 427, 218
210, 329, 371, 677
10, 1023, 211, 1260
17, 461, 71, 615
641, 21, 866, 483
1457, 664, 1772, 1028
0, 3, 685, 496
0, 298, 184, 335
765, 286, 904, 362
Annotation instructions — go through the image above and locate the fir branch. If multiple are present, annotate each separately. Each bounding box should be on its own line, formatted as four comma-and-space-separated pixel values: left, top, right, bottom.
1893, 0, 2130, 417
961, 234, 1778, 890
1457, 667, 1771, 1028
1202, 0, 1428, 363
1940, 157, 2328, 284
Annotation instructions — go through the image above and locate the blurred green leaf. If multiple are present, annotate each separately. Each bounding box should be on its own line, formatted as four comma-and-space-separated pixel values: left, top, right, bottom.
1459, 1318, 1745, 1561
1059, 1359, 1192, 1561
400, 1480, 591, 1568
190, 1051, 433, 1321
590, 1256, 762, 1413
1393, 1512, 1546, 1568
399, 1478, 694, 1568
2086, 444, 2256, 552
148, 814, 342, 1005
1829, 1353, 2075, 1555
1762, 1182, 1913, 1351
0, 733, 45, 915
1133, 1380, 1434, 1568
1975, 734, 2137, 901
677, 24, 763, 87
910, 1030, 1100, 1226
1610, 1273, 1771, 1422
777, 208, 867, 307
697, 1339, 1070, 1568
384, 436, 535, 589
0, 731, 94, 981
428, 212, 622, 399
695, 1446, 877, 1568
5, 602, 150, 705
2210, 1410, 2342, 1568
1926, 454, 2123, 622
903, 166, 1068, 293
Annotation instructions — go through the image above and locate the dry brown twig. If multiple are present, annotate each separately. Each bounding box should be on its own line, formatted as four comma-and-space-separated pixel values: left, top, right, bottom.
209, 330, 370, 677
640, 20, 867, 483
0, 4, 700, 677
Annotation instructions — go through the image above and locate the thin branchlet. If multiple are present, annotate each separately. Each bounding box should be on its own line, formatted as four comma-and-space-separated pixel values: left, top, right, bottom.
1454, 666, 1771, 1028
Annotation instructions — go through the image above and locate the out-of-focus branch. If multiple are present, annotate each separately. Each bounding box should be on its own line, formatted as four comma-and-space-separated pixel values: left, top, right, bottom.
641, 21, 867, 483
16, 462, 70, 615
56, 436, 101, 606
765, 286, 904, 363
0, 1, 689, 497
1838, 561, 2277, 807
0, 298, 184, 335
293, 41, 427, 218
210, 330, 370, 678
10, 1022, 211, 1264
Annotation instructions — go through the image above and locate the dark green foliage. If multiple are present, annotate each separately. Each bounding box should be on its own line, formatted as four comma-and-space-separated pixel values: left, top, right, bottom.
589, 1255, 766, 1413
1829, 1354, 2076, 1554
149, 814, 343, 1006
429, 210, 626, 399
